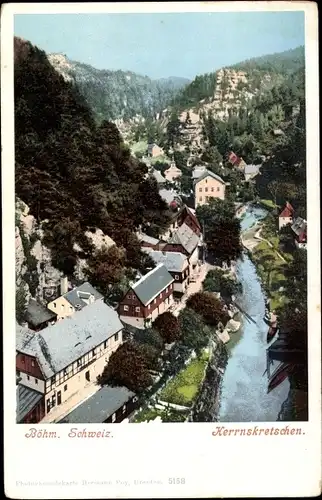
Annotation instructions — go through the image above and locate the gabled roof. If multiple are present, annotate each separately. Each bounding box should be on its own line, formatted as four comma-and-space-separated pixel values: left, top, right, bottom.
137, 231, 160, 246
168, 222, 200, 254
185, 206, 201, 230
63, 282, 103, 310
16, 301, 123, 379
25, 299, 57, 328
193, 169, 225, 186
244, 164, 260, 175
17, 384, 43, 422
58, 385, 135, 423
150, 168, 166, 184
143, 250, 188, 273
279, 202, 295, 218
131, 263, 174, 306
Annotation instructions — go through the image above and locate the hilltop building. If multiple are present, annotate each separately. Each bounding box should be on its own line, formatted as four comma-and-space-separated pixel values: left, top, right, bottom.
279, 202, 295, 230
164, 160, 182, 182
193, 169, 226, 208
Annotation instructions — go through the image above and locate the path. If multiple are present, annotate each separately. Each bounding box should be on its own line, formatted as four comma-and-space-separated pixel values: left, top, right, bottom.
254, 227, 287, 263
171, 262, 212, 317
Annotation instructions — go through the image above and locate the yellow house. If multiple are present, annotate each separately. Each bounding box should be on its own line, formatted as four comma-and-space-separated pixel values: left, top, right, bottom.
194, 170, 226, 208
47, 280, 104, 321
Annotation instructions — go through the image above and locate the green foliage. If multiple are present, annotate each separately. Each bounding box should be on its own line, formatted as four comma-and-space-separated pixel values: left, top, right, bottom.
18, 224, 39, 296
203, 269, 242, 300
178, 308, 213, 354
186, 292, 229, 328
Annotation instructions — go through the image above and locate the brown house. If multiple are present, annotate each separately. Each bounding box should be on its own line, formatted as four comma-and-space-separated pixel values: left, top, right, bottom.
118, 263, 175, 329
159, 204, 202, 241
163, 223, 200, 272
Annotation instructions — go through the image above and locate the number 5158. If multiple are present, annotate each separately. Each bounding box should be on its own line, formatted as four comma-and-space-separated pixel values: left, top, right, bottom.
168, 478, 185, 484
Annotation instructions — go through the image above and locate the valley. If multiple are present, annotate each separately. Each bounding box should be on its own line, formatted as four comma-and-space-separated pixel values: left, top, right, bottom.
14, 35, 307, 425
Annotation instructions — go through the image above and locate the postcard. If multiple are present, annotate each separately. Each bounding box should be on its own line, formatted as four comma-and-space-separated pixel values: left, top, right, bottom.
2, 1, 321, 498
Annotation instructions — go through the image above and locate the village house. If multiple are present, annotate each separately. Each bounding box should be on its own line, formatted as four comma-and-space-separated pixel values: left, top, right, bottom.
159, 188, 182, 208
148, 167, 166, 185
159, 204, 202, 241
279, 202, 295, 230
291, 217, 307, 249
142, 250, 190, 295
164, 160, 182, 182
25, 299, 57, 331
244, 164, 260, 182
193, 170, 226, 208
228, 151, 247, 170
163, 222, 201, 273
147, 143, 164, 158
118, 263, 175, 329
16, 300, 123, 423
46, 279, 103, 321
58, 385, 138, 424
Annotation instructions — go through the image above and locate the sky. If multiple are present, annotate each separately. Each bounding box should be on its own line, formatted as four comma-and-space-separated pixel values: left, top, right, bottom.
14, 11, 305, 80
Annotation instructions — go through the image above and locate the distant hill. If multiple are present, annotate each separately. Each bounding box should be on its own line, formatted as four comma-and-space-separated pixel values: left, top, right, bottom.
47, 53, 190, 122
229, 46, 305, 74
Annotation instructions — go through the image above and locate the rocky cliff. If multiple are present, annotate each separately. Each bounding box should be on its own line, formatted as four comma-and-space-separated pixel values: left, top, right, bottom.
15, 198, 116, 323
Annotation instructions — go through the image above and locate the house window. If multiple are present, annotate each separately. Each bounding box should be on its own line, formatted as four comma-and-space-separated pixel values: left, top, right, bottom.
154, 299, 156, 304
85, 371, 90, 382
35, 378, 38, 384
217, 187, 220, 192
123, 305, 129, 311
133, 396, 138, 403
21, 356, 25, 364
61, 303, 65, 309
51, 375, 56, 385
63, 368, 68, 376
175, 275, 179, 281
211, 187, 214, 192
51, 395, 56, 408
112, 413, 116, 423
77, 359, 81, 367
31, 360, 35, 367
205, 187, 208, 192
57, 391, 62, 405
122, 404, 126, 414
27, 375, 30, 380
46, 399, 51, 413
199, 187, 202, 192
115, 332, 119, 342
135, 307, 140, 313
53, 303, 56, 308
70, 306, 73, 311
127, 295, 132, 299
92, 349, 95, 356
17, 371, 20, 377
64, 384, 68, 391
199, 197, 202, 202
205, 178, 208, 183
104, 341, 107, 349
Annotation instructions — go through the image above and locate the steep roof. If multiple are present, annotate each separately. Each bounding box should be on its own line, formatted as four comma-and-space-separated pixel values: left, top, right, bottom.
131, 263, 174, 306
17, 384, 43, 422
279, 202, 295, 218
58, 385, 135, 423
159, 188, 181, 205
63, 282, 103, 309
16, 301, 123, 379
185, 205, 201, 230
244, 164, 260, 175
25, 299, 57, 328
193, 169, 225, 186
137, 231, 159, 246
168, 222, 200, 254
151, 168, 166, 184
143, 250, 188, 273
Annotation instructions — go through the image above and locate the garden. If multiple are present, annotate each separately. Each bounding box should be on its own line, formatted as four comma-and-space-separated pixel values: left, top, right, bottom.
158, 350, 210, 407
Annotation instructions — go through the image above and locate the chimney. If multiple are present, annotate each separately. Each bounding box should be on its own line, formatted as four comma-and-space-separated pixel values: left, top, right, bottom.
60, 276, 68, 296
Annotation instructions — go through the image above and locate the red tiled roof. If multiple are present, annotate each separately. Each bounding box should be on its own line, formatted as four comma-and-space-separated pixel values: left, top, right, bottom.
279, 202, 295, 218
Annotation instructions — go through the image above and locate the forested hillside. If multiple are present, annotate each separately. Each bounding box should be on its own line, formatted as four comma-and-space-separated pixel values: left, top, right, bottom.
48, 53, 190, 122
14, 37, 170, 282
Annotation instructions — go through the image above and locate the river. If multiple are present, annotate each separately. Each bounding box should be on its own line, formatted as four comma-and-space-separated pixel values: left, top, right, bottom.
218, 205, 290, 422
